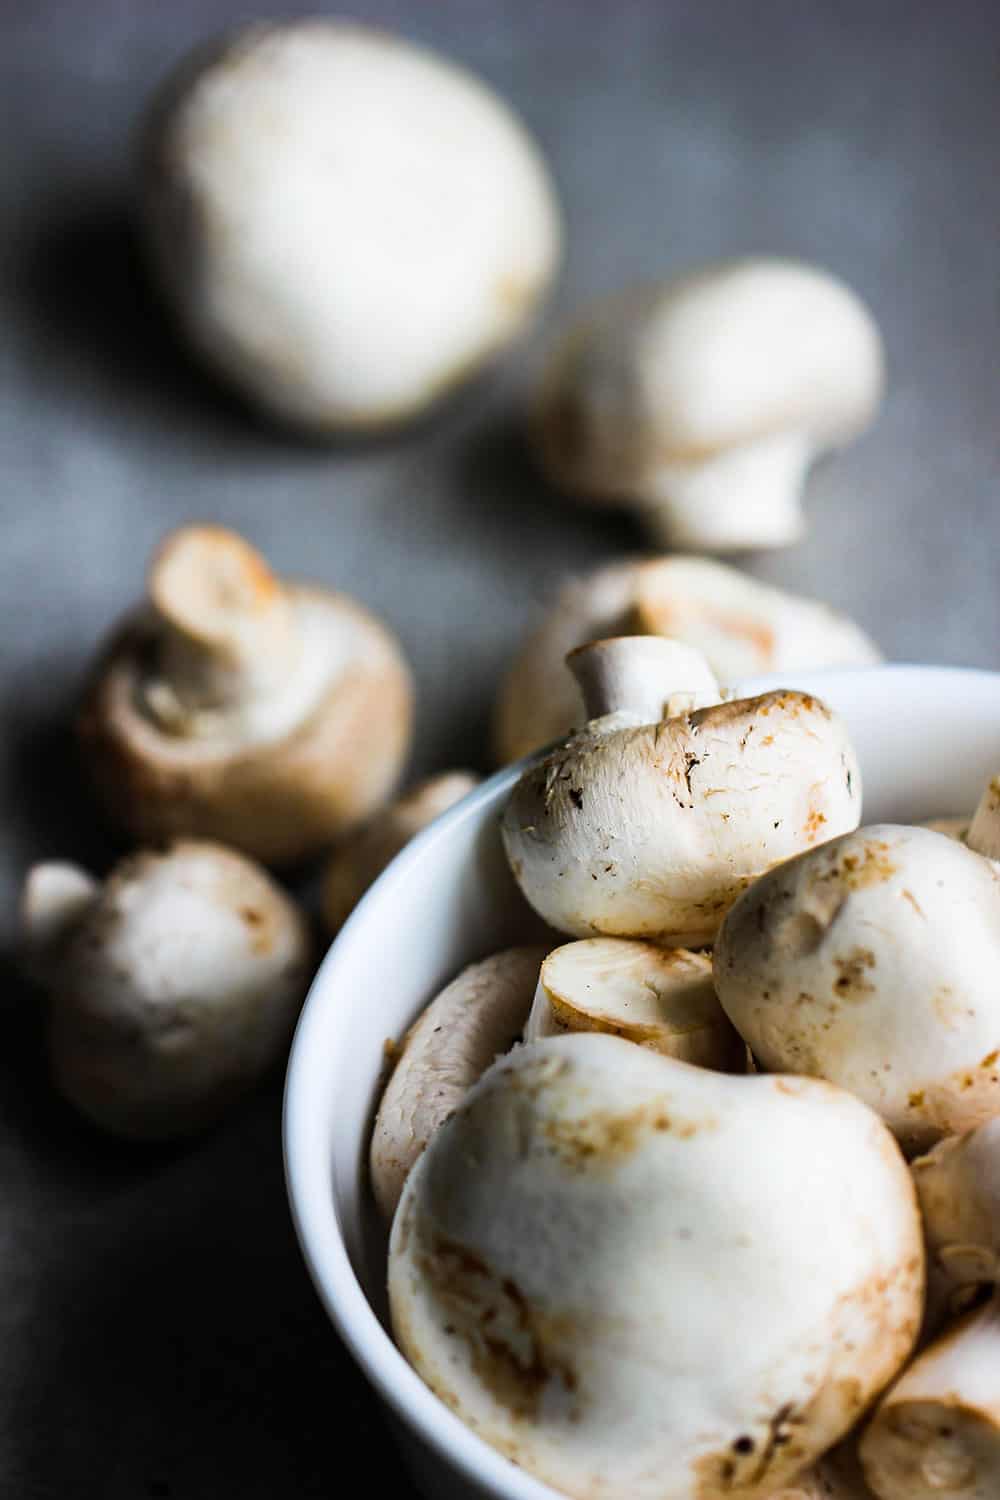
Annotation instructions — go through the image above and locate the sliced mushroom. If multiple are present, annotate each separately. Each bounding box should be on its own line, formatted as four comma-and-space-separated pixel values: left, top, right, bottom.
20, 841, 312, 1140
532, 259, 883, 551
859, 1295, 1000, 1500
912, 1120, 1000, 1330
139, 20, 561, 431
370, 945, 548, 1221
390, 1034, 923, 1500
77, 525, 413, 865
714, 824, 1000, 1154
524, 938, 746, 1072
493, 555, 880, 765
501, 635, 861, 947
323, 771, 479, 933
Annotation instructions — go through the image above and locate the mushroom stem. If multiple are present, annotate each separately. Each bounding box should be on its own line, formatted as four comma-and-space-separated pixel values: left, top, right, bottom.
566, 635, 719, 723
912, 1118, 1000, 1331
638, 429, 811, 551
147, 526, 301, 725
967, 775, 1000, 860
20, 862, 99, 981
860, 1295, 1000, 1499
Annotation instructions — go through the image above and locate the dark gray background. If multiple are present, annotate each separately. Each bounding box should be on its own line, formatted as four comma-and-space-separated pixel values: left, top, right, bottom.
3, 2, 999, 1495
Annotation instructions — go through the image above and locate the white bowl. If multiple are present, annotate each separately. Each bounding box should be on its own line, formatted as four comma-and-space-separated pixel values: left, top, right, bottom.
284, 664, 1000, 1500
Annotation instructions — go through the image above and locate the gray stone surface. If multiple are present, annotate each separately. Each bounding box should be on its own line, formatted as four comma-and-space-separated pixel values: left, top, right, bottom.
2, 1, 1000, 1494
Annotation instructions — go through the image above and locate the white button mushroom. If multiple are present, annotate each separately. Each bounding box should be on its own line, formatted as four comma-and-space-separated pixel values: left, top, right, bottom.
370, 945, 548, 1221
389, 1034, 923, 1500
532, 259, 883, 551
139, 20, 562, 431
501, 635, 861, 946
77, 525, 413, 866
19, 841, 312, 1140
525, 937, 746, 1072
714, 824, 1000, 1154
322, 771, 480, 934
859, 1295, 1000, 1500
912, 1119, 1000, 1329
493, 555, 880, 765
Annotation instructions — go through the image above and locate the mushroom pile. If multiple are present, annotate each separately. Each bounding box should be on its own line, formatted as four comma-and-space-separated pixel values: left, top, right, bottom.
373, 643, 1000, 1500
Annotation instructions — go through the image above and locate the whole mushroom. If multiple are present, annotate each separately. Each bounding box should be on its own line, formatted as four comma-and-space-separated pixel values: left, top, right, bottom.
502, 635, 861, 946
494, 555, 879, 765
524, 937, 746, 1072
390, 1033, 923, 1500
139, 20, 562, 431
20, 841, 312, 1140
77, 525, 413, 865
370, 945, 548, 1221
532, 258, 883, 550
323, 771, 479, 934
714, 824, 1000, 1154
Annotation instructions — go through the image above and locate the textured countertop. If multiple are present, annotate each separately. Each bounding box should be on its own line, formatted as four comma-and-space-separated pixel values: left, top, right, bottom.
3, 2, 1000, 1495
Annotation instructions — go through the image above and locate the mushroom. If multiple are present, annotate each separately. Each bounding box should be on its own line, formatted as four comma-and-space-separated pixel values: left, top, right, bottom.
921, 771, 1000, 851
323, 771, 480, 934
859, 1294, 1000, 1500
19, 841, 312, 1140
524, 937, 746, 1072
493, 555, 880, 765
532, 258, 883, 551
370, 945, 549, 1221
911, 1119, 1000, 1330
771, 1452, 877, 1500
389, 1033, 923, 1500
77, 525, 413, 865
714, 823, 1000, 1155
501, 635, 861, 946
139, 20, 562, 431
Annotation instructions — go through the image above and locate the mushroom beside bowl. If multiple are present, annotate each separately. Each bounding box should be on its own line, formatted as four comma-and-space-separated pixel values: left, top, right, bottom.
284, 664, 1000, 1500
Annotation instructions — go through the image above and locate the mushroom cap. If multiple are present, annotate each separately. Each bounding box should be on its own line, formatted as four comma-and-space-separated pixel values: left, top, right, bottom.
532, 258, 883, 507
389, 1034, 923, 1500
28, 841, 312, 1140
859, 1296, 1000, 1500
370, 945, 548, 1221
78, 582, 413, 865
912, 1120, 1000, 1328
502, 689, 861, 946
525, 938, 746, 1072
493, 556, 880, 765
139, 20, 561, 431
715, 824, 1000, 1154
323, 770, 479, 934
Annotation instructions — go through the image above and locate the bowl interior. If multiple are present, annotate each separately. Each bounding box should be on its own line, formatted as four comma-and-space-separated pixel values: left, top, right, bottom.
284, 664, 1000, 1500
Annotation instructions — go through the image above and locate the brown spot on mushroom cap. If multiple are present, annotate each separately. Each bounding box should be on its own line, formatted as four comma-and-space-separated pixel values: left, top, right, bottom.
832, 948, 876, 1001
543, 1098, 713, 1169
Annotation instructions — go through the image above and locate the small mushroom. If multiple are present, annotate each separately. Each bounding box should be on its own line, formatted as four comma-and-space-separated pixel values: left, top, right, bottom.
714, 824, 1000, 1154
859, 1295, 1000, 1500
20, 841, 312, 1140
139, 20, 562, 431
494, 555, 879, 765
370, 945, 548, 1221
322, 771, 480, 934
532, 258, 883, 551
77, 525, 413, 865
389, 1034, 923, 1500
912, 1119, 1000, 1330
501, 635, 861, 947
524, 937, 746, 1072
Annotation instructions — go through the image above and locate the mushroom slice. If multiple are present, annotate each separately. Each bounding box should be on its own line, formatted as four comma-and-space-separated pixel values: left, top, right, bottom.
323, 770, 479, 933
859, 1295, 1000, 1500
390, 1034, 923, 1500
525, 938, 745, 1072
532, 258, 883, 551
912, 1119, 1000, 1330
77, 524, 413, 865
19, 842, 312, 1141
715, 823, 1000, 1154
370, 945, 548, 1221
139, 20, 561, 431
493, 555, 879, 765
501, 635, 861, 947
